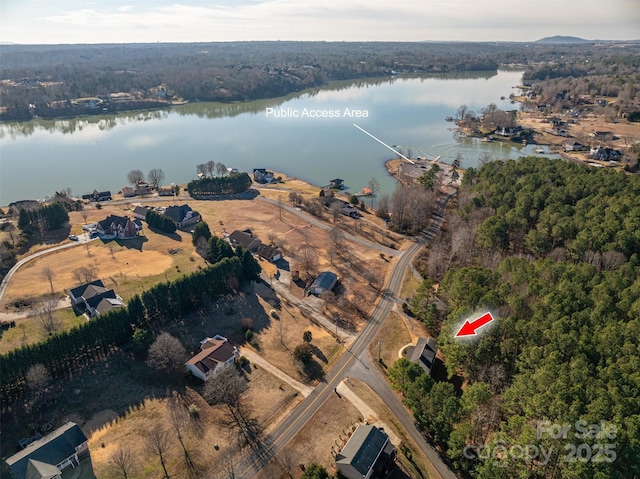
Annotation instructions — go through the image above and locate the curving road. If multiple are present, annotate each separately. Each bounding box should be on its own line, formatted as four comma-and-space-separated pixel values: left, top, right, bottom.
230, 193, 455, 479
0, 233, 95, 307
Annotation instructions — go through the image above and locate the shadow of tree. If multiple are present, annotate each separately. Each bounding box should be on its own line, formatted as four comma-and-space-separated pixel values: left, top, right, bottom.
310, 344, 328, 364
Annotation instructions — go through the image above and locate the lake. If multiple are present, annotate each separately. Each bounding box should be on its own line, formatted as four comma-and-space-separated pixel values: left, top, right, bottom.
0, 70, 553, 205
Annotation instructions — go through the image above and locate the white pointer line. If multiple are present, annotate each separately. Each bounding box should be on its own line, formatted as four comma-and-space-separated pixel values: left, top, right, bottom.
353, 124, 415, 165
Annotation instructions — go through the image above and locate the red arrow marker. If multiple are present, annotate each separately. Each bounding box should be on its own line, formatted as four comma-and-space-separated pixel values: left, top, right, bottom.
455, 312, 494, 337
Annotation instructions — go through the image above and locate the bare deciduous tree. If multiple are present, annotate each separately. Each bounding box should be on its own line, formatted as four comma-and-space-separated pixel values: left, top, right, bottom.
72, 264, 98, 284
327, 227, 345, 254
204, 368, 262, 451
26, 363, 52, 397
148, 168, 166, 189
216, 162, 227, 177
602, 250, 626, 271
146, 332, 187, 373
296, 245, 318, 279
146, 426, 171, 479
127, 169, 144, 186
80, 208, 90, 224
278, 447, 297, 478
32, 296, 60, 336
108, 447, 136, 479
367, 177, 380, 208
376, 194, 390, 219
41, 267, 55, 294
329, 202, 342, 224
206, 160, 216, 177
197, 163, 207, 177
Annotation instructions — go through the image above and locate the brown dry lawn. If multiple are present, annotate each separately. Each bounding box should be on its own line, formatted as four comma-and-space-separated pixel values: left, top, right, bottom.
87, 365, 298, 479
1, 176, 407, 477
275, 391, 364, 477
518, 111, 640, 150
369, 311, 413, 369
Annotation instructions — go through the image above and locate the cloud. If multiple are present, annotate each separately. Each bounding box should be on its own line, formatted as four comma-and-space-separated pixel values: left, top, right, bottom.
21, 0, 640, 43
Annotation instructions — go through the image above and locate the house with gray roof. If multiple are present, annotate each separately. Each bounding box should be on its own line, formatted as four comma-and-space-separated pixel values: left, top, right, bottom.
228, 229, 262, 252
408, 337, 437, 375
68, 279, 125, 317
163, 204, 201, 228
308, 271, 338, 296
96, 215, 140, 239
256, 244, 282, 263
5, 422, 90, 479
335, 425, 395, 479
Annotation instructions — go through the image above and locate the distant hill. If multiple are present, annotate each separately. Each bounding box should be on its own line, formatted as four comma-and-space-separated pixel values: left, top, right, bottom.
535, 35, 590, 44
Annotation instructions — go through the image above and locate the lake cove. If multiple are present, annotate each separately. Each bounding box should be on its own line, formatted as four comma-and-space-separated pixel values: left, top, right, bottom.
0, 70, 552, 205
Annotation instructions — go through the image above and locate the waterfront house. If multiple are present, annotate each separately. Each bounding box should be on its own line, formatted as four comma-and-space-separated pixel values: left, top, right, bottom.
121, 187, 135, 198
81, 190, 112, 202
252, 169, 275, 184
563, 141, 584, 152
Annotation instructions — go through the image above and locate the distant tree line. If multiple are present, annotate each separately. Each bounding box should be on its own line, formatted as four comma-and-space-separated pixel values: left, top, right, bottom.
4, 41, 629, 121
0, 253, 261, 410
187, 172, 251, 197
146, 210, 177, 234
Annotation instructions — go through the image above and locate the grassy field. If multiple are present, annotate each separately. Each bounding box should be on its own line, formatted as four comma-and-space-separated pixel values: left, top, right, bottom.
0, 307, 82, 354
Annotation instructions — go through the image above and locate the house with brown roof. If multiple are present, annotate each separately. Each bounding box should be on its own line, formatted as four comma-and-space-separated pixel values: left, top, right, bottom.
186, 335, 239, 381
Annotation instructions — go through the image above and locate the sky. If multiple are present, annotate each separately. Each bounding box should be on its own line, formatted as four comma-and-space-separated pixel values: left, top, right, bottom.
1, 0, 638, 44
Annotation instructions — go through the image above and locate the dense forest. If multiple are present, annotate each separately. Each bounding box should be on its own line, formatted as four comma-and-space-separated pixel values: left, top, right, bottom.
1, 41, 638, 121
404, 157, 640, 478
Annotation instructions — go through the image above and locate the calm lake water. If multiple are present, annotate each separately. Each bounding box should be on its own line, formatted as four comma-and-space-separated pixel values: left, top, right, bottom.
0, 70, 553, 205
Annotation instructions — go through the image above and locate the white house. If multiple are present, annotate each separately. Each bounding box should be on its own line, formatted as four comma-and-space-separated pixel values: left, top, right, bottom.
186, 335, 239, 381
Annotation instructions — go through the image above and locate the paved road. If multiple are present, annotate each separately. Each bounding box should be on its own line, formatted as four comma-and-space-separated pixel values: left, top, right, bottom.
229, 193, 455, 479
0, 233, 94, 307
